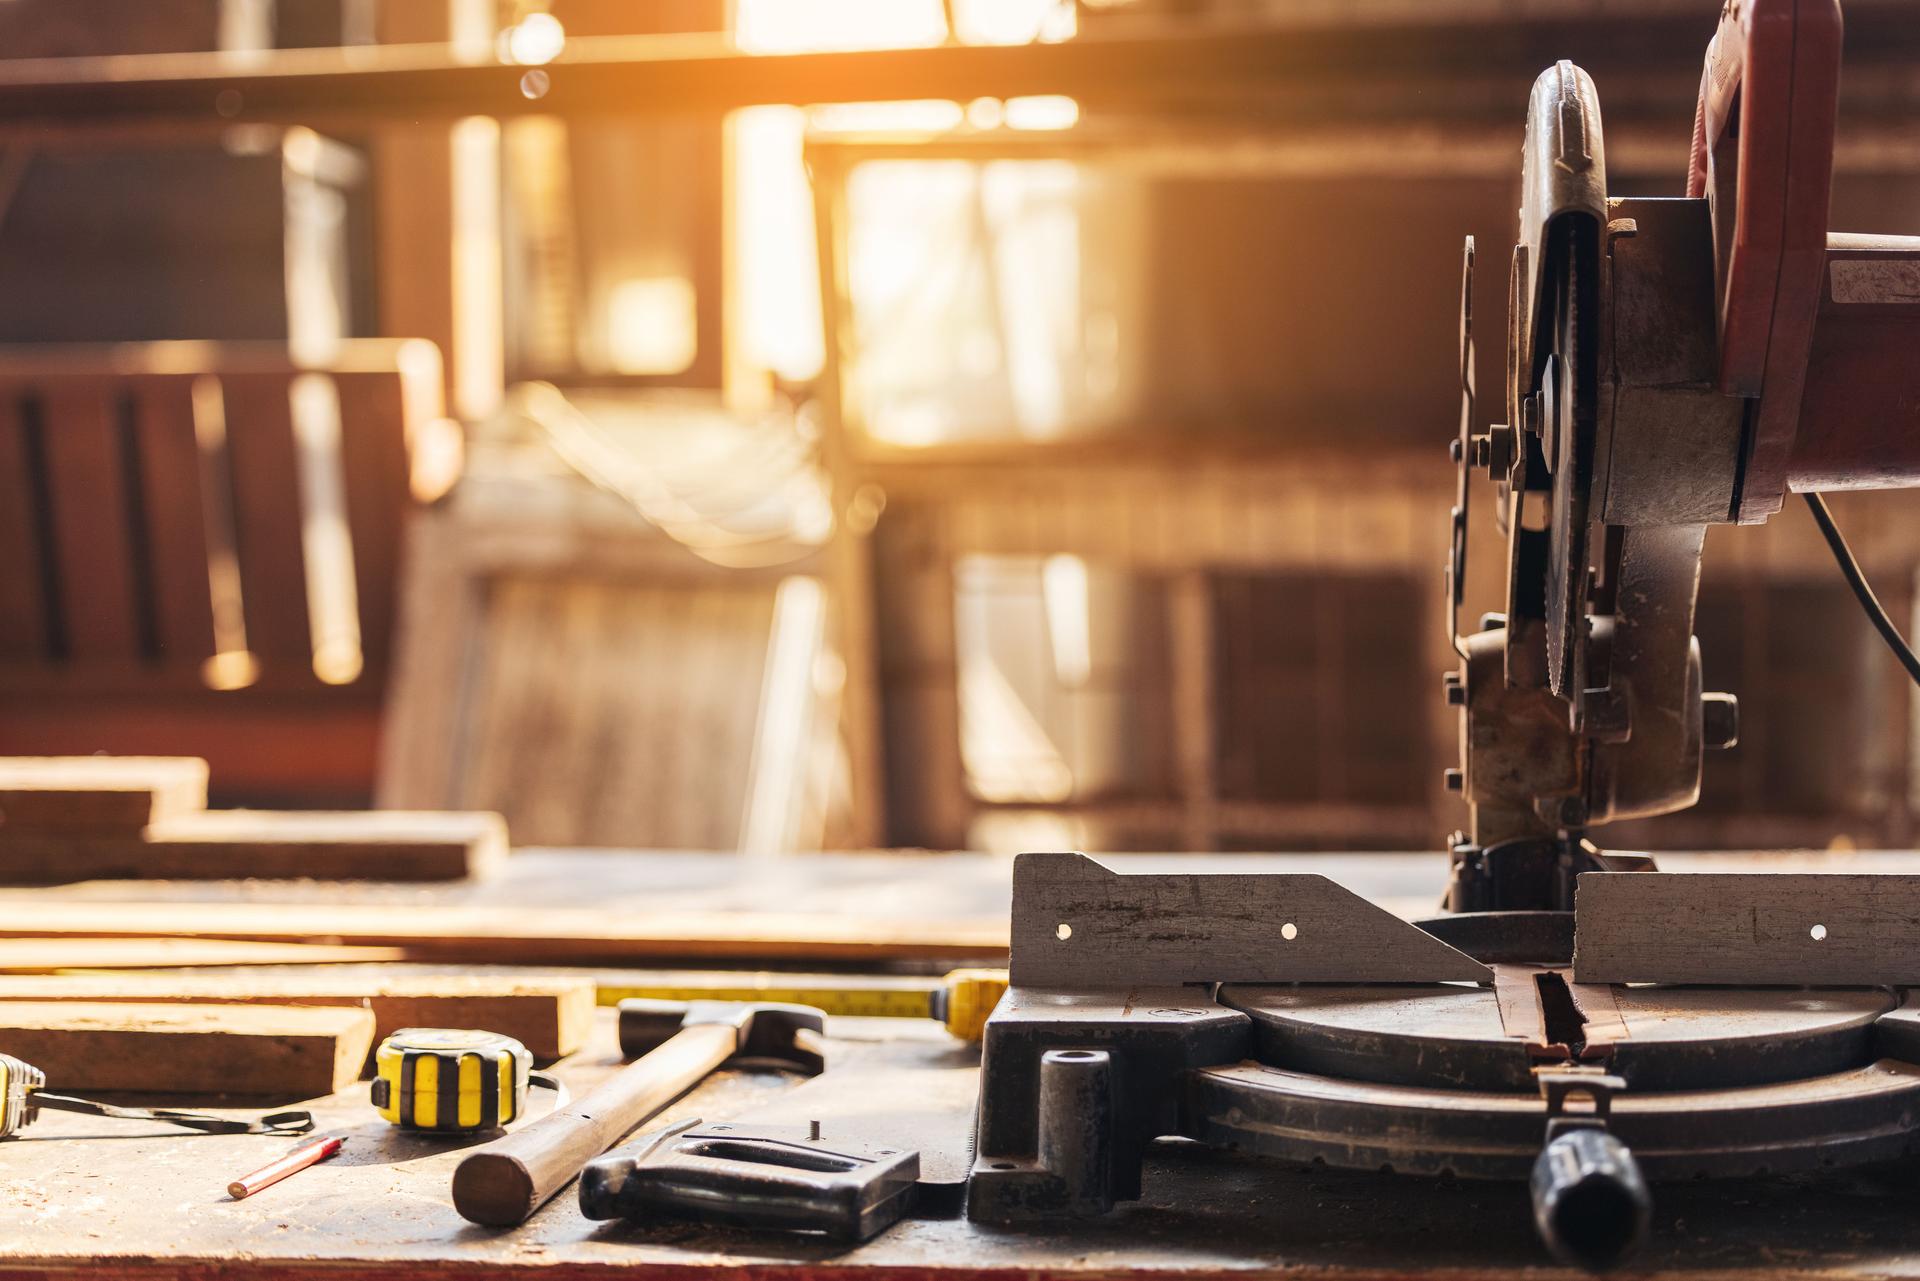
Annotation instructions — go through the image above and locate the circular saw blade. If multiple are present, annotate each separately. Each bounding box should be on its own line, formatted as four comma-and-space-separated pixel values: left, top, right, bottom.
1448, 236, 1475, 653
1541, 222, 1599, 704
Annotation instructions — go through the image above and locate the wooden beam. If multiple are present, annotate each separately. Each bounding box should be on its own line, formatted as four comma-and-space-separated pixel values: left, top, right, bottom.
0, 971, 593, 1063
0, 809, 508, 882
0, 899, 1008, 965
809, 149, 887, 848
0, 1001, 375, 1096
0, 937, 405, 971
22, 9, 1920, 134
0, 756, 207, 831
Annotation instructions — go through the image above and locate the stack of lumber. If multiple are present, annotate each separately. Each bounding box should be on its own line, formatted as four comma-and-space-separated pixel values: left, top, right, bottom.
0, 899, 1010, 965
0, 757, 506, 882
0, 966, 596, 1096
0, 971, 593, 1063
0, 938, 407, 971
0, 1002, 380, 1097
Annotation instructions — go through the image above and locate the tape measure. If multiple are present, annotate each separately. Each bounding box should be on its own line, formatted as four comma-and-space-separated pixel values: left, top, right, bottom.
594, 968, 1010, 1042
0, 1051, 311, 1139
928, 968, 1009, 1042
370, 1029, 563, 1133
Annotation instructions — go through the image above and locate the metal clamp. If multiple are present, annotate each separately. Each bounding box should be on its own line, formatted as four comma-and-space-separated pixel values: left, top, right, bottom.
579, 1120, 919, 1242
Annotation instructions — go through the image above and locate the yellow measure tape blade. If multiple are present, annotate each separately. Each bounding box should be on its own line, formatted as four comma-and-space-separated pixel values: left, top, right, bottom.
593, 968, 1010, 1041
595, 983, 935, 1021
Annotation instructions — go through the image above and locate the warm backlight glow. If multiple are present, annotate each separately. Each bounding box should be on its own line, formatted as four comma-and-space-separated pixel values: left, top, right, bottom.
505, 12, 566, 65
606, 276, 699, 375
733, 0, 946, 53
730, 0, 1079, 395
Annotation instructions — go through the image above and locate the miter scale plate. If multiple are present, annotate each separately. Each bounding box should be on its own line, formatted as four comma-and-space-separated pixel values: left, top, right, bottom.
1222, 983, 1893, 1092
1186, 984, 1918, 1182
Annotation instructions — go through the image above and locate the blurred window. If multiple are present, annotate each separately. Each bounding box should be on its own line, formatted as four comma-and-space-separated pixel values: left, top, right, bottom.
727, 0, 1077, 396
953, 554, 1175, 805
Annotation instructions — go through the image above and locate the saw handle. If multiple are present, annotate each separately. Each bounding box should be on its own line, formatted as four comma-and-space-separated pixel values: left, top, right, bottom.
451, 1022, 735, 1227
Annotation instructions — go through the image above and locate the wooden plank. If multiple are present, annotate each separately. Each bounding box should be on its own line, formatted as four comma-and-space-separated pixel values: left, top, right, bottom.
0, 340, 450, 381
38, 380, 142, 659
1009, 851, 1491, 987
0, 1000, 375, 1096
331, 370, 411, 673
219, 371, 312, 667
0, 389, 47, 657
287, 373, 364, 686
128, 375, 218, 668
0, 938, 404, 971
0, 755, 207, 831
0, 808, 507, 882
0, 898, 1009, 966
1573, 872, 1920, 985
0, 971, 592, 1063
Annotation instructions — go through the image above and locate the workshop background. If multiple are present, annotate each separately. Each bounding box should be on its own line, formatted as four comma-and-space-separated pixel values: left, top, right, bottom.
2, 0, 1918, 858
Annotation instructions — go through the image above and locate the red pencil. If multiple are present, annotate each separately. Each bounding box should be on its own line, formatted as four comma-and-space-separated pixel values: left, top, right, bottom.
226, 1135, 345, 1200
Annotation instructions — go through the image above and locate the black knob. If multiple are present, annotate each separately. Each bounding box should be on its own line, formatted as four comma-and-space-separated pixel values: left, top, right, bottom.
1530, 1129, 1651, 1272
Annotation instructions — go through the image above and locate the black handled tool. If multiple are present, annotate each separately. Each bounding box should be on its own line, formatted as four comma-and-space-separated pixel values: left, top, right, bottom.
579, 1119, 919, 1242
0, 1052, 311, 1138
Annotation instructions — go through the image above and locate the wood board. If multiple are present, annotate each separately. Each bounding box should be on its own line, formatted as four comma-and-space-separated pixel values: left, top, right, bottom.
1574, 872, 1920, 984
0, 755, 506, 882
0, 1000, 376, 1096
1009, 851, 1491, 986
0, 971, 593, 1062
0, 756, 208, 831
0, 899, 1009, 965
0, 808, 509, 883
0, 938, 407, 971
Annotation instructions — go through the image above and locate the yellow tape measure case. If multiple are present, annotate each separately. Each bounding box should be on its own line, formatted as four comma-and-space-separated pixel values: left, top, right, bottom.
372, 1029, 532, 1132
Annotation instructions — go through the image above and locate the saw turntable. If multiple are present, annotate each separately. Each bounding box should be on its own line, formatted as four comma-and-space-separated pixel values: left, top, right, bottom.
970, 1, 1920, 1269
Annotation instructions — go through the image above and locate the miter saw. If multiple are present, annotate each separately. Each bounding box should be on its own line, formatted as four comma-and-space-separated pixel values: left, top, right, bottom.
970, 1, 1920, 1269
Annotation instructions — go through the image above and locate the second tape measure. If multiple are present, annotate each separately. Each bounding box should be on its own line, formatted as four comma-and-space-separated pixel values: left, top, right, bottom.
370, 1029, 564, 1133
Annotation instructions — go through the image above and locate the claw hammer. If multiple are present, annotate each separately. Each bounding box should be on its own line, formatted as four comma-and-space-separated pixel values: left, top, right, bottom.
452, 998, 825, 1226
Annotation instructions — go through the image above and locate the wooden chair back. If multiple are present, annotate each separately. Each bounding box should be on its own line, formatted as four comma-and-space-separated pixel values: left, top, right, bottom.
0, 340, 450, 805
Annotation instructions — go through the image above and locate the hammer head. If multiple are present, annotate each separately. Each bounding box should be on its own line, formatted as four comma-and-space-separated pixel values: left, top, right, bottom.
617, 999, 826, 1074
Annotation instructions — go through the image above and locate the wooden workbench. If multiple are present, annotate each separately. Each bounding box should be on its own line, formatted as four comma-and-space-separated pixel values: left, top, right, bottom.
5, 1009, 1920, 1280
5, 848, 1920, 1277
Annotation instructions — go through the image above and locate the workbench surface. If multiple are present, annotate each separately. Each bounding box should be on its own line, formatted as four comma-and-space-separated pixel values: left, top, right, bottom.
6, 845, 1905, 958
5, 848, 1920, 1278
6, 1009, 1920, 1280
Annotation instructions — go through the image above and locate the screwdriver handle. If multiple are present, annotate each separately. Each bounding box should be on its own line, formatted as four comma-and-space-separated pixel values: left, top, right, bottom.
451, 1022, 735, 1227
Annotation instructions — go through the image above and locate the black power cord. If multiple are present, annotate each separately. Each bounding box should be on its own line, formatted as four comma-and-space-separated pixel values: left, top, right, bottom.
1803, 491, 1920, 687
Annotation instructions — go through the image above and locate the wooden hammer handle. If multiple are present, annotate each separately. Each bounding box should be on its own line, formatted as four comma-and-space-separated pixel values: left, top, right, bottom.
452, 1022, 736, 1226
